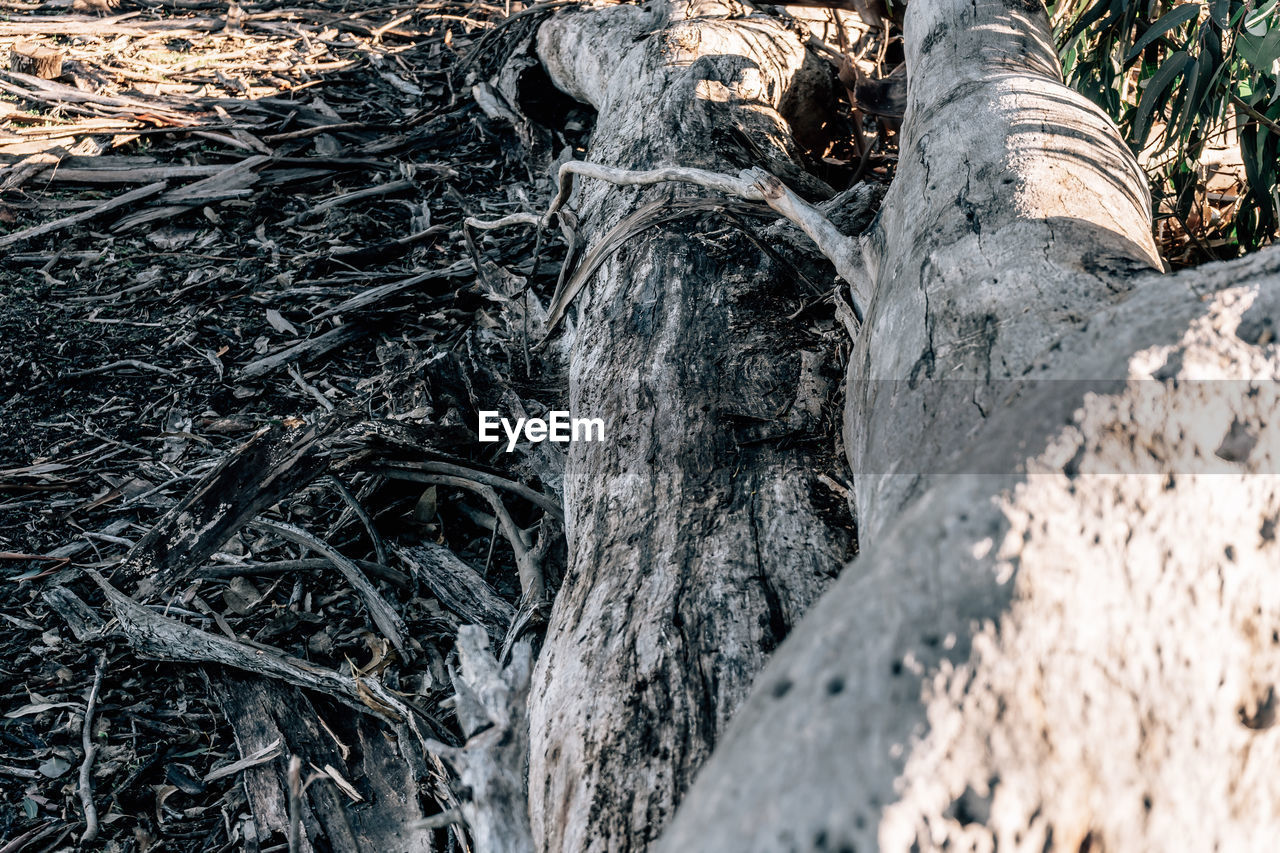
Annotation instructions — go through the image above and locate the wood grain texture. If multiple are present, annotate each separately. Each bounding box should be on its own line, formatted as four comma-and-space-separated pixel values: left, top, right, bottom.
213, 672, 433, 853
527, 3, 854, 849
660, 0, 1280, 850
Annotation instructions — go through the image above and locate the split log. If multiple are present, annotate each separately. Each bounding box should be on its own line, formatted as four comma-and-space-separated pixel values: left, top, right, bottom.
523, 3, 858, 849
660, 0, 1280, 850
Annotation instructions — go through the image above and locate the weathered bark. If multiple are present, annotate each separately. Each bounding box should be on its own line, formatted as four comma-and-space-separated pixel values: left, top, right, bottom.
115, 420, 333, 597
659, 0, 1280, 850
9, 41, 63, 79
525, 3, 855, 849
428, 626, 536, 853
213, 672, 433, 853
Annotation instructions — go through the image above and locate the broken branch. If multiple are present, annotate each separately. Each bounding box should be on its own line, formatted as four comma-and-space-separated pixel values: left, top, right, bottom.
465, 161, 871, 319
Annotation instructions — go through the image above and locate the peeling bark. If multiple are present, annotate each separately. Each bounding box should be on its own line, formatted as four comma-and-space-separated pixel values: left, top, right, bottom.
525, 3, 855, 849
660, 0, 1280, 850
428, 626, 536, 853
213, 672, 433, 853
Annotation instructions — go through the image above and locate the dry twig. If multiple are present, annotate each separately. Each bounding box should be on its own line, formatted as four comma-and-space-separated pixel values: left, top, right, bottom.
78, 652, 106, 845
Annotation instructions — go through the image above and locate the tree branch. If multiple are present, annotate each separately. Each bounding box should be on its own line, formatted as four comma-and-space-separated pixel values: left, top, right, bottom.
424, 626, 534, 853
466, 161, 872, 320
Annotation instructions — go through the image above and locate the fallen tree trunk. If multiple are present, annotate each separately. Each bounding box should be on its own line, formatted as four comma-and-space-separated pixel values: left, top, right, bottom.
658, 0, 1280, 850
522, 4, 858, 849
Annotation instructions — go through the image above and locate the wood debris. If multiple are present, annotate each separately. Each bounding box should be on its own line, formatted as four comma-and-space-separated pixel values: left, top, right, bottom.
0, 0, 572, 849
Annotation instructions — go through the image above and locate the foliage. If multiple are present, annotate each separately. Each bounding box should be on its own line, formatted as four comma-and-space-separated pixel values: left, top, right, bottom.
1052, 0, 1280, 252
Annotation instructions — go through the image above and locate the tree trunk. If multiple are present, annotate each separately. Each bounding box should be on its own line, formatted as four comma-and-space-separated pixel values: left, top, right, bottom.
525, 4, 855, 850
656, 0, 1280, 850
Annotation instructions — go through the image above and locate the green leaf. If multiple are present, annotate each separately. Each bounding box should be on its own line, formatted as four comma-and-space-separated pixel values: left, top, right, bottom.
1245, 0, 1278, 34
1171, 55, 1213, 145
1208, 0, 1229, 27
1065, 0, 1123, 48
22, 797, 38, 820
1239, 28, 1280, 74
1237, 110, 1279, 247
1133, 50, 1195, 147
1124, 4, 1203, 64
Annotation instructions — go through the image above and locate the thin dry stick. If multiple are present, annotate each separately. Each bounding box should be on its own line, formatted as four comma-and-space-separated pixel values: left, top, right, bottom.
279, 178, 414, 227
326, 474, 389, 565
287, 755, 303, 853
287, 363, 335, 411
465, 162, 870, 318
465, 161, 765, 232
64, 359, 177, 379
252, 519, 408, 655
0, 181, 167, 250
410, 474, 543, 606
376, 461, 563, 522
198, 558, 409, 587
85, 566, 409, 725
78, 652, 106, 845
1232, 94, 1280, 136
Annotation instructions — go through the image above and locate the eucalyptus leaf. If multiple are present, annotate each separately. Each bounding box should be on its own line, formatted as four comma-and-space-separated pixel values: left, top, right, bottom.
1245, 0, 1278, 33
1123, 4, 1202, 64
1239, 28, 1280, 74
1132, 50, 1195, 148
38, 756, 71, 778
414, 485, 439, 525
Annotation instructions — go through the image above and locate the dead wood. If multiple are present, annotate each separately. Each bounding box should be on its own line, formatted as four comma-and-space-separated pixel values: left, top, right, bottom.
511, 4, 857, 847
115, 420, 334, 595
394, 543, 516, 643
212, 671, 435, 853
197, 557, 410, 588
250, 518, 408, 656
0, 5, 548, 849
0, 181, 166, 249
426, 626, 534, 853
238, 324, 371, 379
8, 41, 61, 79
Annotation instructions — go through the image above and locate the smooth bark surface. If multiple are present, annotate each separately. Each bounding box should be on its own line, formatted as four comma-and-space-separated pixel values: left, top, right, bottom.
661, 0, 1280, 850
526, 3, 856, 849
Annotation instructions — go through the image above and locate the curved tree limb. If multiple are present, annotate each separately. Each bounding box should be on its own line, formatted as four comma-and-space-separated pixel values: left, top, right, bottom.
466, 161, 872, 318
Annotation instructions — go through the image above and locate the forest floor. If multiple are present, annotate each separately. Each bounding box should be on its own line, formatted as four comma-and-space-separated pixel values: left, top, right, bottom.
0, 2, 583, 849
0, 1, 1246, 850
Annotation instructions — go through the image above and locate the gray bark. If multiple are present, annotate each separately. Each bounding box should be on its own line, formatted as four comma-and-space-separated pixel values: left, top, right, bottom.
431, 626, 537, 853
525, 3, 856, 850
658, 0, 1280, 851
213, 671, 433, 853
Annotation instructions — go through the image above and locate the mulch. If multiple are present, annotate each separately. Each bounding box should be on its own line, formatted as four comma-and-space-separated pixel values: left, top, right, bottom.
0, 1, 573, 849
